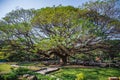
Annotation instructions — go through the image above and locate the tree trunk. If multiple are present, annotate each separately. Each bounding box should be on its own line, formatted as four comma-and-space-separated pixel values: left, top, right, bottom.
60, 56, 67, 65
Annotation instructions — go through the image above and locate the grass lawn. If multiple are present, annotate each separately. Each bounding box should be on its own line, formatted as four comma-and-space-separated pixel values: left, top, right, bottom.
0, 63, 11, 74
18, 62, 45, 67
0, 62, 43, 74
51, 67, 120, 80
0, 62, 120, 80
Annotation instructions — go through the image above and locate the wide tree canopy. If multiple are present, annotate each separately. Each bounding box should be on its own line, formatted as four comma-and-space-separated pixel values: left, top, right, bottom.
0, 0, 120, 64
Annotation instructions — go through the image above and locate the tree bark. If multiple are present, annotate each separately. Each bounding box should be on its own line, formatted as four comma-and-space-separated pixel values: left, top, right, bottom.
60, 55, 67, 65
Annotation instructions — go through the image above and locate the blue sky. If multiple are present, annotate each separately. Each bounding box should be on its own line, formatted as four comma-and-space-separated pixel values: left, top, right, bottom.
0, 0, 90, 19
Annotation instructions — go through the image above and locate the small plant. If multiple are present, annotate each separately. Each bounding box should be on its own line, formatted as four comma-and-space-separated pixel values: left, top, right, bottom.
12, 67, 33, 75
61, 73, 76, 80
76, 73, 85, 80
1, 67, 34, 80
36, 74, 57, 80
0, 75, 4, 80
2, 73, 17, 80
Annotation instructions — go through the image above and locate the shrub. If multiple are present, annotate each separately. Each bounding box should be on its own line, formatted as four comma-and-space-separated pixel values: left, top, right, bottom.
0, 75, 4, 80
2, 73, 17, 80
76, 73, 85, 80
36, 74, 57, 80
1, 67, 34, 80
61, 73, 76, 80
12, 67, 33, 75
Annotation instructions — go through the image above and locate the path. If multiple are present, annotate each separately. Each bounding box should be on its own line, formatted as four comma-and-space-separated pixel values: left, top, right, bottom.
36, 67, 60, 74
11, 64, 60, 75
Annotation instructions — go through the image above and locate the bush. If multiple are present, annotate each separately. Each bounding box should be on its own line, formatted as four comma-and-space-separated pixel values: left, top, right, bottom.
61, 73, 76, 80
2, 73, 17, 80
12, 67, 33, 75
76, 73, 85, 80
36, 74, 57, 80
1, 67, 34, 80
0, 75, 4, 80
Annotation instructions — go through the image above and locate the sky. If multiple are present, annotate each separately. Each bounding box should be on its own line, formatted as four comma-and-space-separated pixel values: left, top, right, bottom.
0, 0, 90, 19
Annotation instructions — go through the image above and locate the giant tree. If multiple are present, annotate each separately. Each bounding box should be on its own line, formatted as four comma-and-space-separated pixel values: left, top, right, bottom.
0, 0, 119, 64
32, 6, 112, 64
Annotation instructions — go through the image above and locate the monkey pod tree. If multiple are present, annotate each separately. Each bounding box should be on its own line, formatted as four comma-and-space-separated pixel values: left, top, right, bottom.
32, 0, 120, 64
0, 0, 119, 64
32, 6, 111, 65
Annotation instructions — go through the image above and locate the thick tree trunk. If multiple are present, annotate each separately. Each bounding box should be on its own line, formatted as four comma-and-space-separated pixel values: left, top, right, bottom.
60, 56, 67, 65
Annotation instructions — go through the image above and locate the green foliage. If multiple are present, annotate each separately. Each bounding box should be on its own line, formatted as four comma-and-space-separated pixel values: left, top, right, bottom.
12, 67, 33, 75
60, 73, 76, 80
0, 1, 120, 64
0, 67, 33, 80
36, 74, 57, 80
52, 67, 120, 80
0, 75, 3, 80
73, 54, 91, 61
33, 6, 78, 25
0, 52, 5, 59
32, 6, 103, 51
106, 40, 120, 46
76, 73, 85, 80
0, 63, 11, 74
2, 72, 17, 80
0, 8, 36, 62
0, 66, 58, 80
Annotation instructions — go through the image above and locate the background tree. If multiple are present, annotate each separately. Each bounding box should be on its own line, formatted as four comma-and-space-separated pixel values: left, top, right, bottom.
0, 8, 37, 61
83, 0, 120, 63
83, 0, 120, 36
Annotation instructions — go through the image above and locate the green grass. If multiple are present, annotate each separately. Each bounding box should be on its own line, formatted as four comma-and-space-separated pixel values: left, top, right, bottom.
0, 62, 43, 73
18, 62, 45, 71
51, 67, 120, 80
0, 63, 120, 80
0, 63, 11, 74
18, 62, 45, 67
